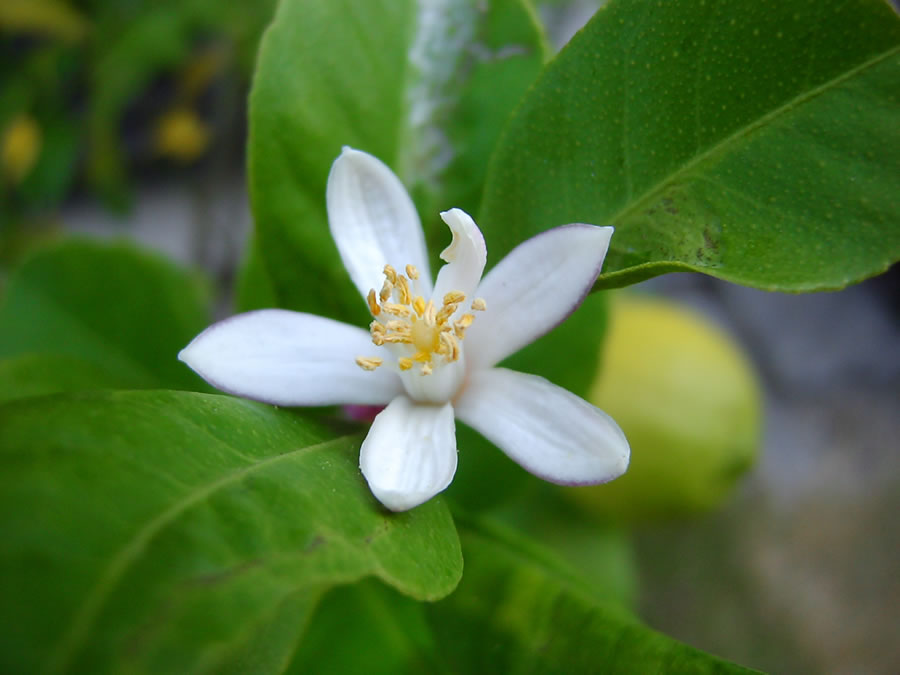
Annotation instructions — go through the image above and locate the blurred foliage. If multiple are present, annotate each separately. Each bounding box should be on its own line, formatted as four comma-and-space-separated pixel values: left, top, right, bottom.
0, 238, 214, 399
0, 0, 276, 260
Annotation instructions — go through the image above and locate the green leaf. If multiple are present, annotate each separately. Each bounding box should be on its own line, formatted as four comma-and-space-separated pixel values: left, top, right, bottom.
427, 517, 760, 674
245, 0, 545, 317
234, 229, 279, 313
487, 480, 639, 609
481, 0, 900, 292
0, 353, 134, 403
414, 0, 550, 232
285, 515, 754, 673
0, 390, 461, 673
0, 238, 211, 396
286, 579, 442, 675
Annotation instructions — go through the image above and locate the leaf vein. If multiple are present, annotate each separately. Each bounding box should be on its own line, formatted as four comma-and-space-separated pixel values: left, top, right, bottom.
608, 44, 900, 233
46, 428, 351, 674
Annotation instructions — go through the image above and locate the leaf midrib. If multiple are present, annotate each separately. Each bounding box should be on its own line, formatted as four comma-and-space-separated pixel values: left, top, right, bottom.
46, 420, 352, 674
606, 44, 900, 243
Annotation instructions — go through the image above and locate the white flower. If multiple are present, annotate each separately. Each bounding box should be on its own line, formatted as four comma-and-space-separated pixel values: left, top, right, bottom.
179, 147, 629, 511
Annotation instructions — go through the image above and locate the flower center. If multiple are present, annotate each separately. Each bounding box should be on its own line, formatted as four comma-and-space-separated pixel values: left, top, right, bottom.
355, 264, 485, 376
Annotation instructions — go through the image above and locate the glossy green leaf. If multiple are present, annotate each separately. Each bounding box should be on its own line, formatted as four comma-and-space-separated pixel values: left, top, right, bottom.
481, 0, 900, 292
0, 238, 211, 396
285, 516, 754, 673
245, 0, 545, 318
427, 518, 760, 674
0, 390, 461, 673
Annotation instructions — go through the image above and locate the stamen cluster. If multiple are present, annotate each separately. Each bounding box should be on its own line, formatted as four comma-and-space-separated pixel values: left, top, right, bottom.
355, 264, 485, 375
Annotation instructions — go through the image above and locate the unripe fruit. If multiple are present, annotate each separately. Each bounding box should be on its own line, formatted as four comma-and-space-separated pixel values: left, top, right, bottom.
569, 294, 762, 521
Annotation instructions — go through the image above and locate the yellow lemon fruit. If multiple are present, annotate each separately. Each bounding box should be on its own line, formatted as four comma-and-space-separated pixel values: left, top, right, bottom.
569, 293, 762, 521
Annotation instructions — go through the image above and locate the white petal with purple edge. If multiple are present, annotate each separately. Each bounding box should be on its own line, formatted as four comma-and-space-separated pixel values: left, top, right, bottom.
327, 147, 432, 299
455, 367, 629, 485
179, 309, 402, 406
359, 396, 457, 511
465, 224, 613, 370
431, 208, 487, 303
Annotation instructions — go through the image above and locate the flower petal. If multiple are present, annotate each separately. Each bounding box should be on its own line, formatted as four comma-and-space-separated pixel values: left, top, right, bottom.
465, 224, 613, 370
431, 208, 487, 302
179, 309, 402, 406
454, 368, 629, 485
359, 396, 457, 511
327, 147, 432, 299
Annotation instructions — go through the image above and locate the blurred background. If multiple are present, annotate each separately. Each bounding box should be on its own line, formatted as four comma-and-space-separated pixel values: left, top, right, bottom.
2, 1, 897, 673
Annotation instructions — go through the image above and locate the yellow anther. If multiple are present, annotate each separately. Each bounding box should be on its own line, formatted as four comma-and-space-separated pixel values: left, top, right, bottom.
395, 275, 411, 305
436, 303, 459, 325
412, 351, 431, 363
413, 296, 426, 316
423, 300, 436, 324
405, 264, 420, 280
382, 302, 411, 317
443, 290, 466, 305
384, 322, 411, 337
383, 264, 397, 284
440, 332, 460, 361
355, 356, 383, 371
421, 362, 433, 376
379, 279, 394, 302
382, 334, 413, 344
367, 289, 381, 316
454, 313, 475, 337
471, 297, 487, 311
398, 357, 413, 371
370, 321, 385, 334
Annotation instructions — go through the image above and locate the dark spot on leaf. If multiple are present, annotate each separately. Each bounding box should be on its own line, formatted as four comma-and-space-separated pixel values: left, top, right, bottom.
304, 534, 326, 553
184, 558, 264, 587
661, 197, 679, 216
702, 225, 720, 252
